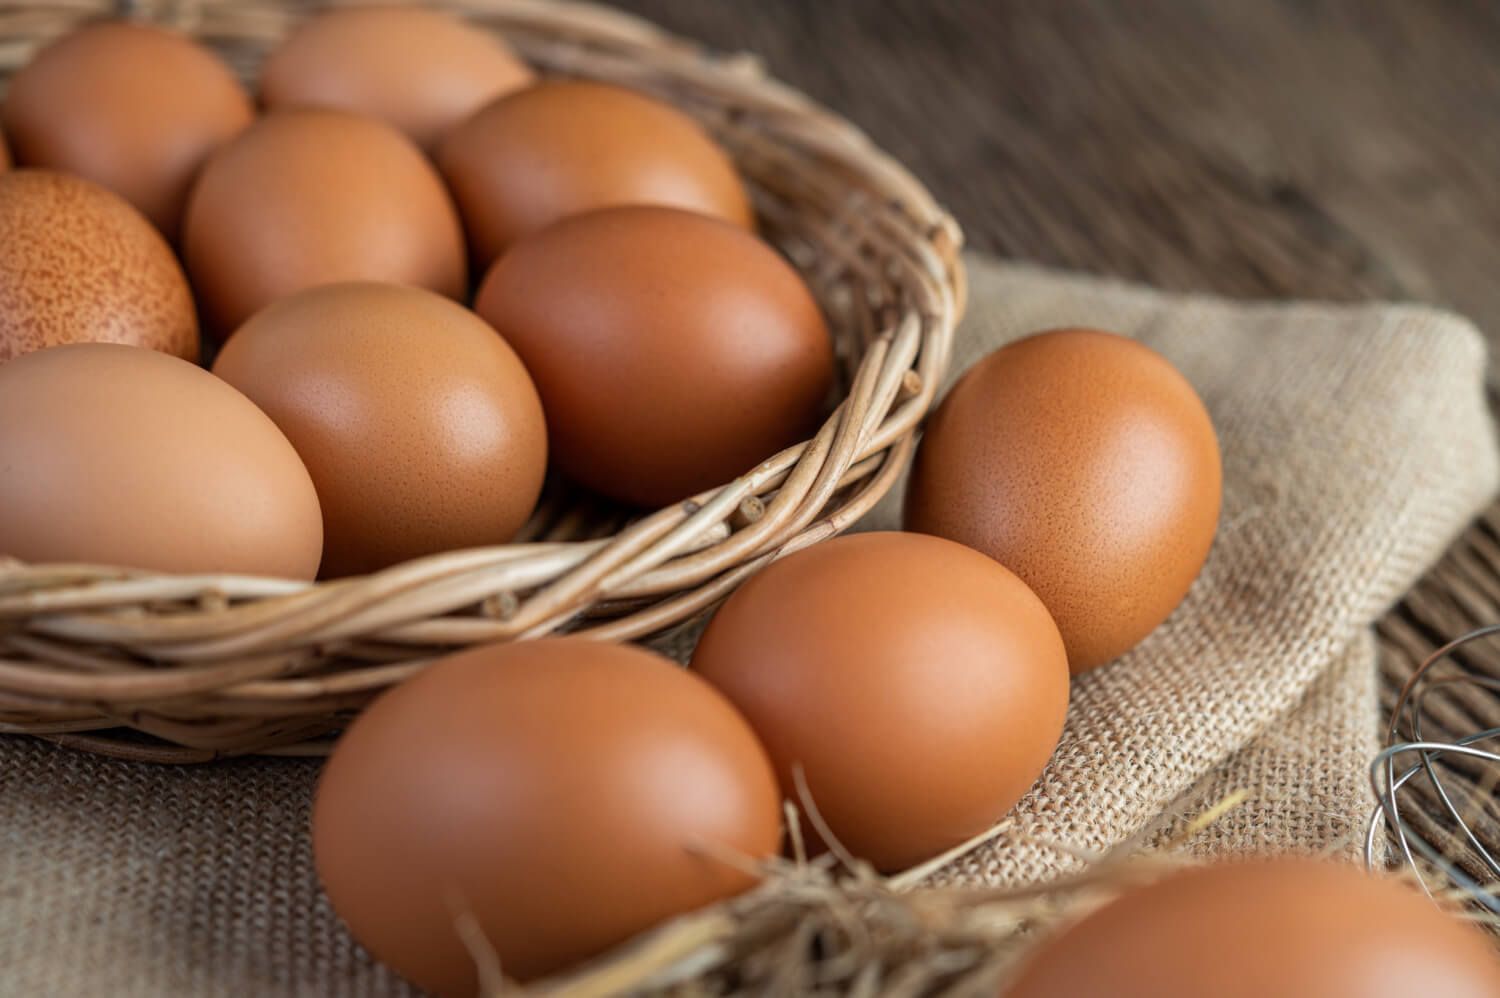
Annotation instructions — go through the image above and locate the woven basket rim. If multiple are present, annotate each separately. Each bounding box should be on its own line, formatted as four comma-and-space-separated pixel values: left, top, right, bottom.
0, 0, 965, 762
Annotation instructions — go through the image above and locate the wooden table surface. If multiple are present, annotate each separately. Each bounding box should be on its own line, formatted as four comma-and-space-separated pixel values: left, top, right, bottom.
614, 0, 1500, 378
609, 0, 1500, 857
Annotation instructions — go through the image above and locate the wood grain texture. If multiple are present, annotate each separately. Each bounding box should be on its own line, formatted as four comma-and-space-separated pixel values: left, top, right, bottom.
612, 0, 1500, 374
608, 0, 1500, 862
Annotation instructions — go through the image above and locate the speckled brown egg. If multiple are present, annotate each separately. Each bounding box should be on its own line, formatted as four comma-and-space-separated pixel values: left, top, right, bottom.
183, 109, 466, 336
1004, 858, 1500, 998
691, 531, 1069, 873
439, 79, 753, 269
0, 343, 322, 577
313, 638, 782, 994
260, 5, 534, 152
906, 329, 1221, 674
1, 20, 252, 236
0, 170, 198, 363
474, 205, 831, 508
212, 282, 545, 577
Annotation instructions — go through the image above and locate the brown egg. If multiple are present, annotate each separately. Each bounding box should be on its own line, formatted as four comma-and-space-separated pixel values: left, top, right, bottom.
261, 5, 533, 152
183, 109, 466, 336
313, 638, 782, 993
1, 20, 252, 236
475, 205, 831, 507
0, 343, 321, 578
1005, 858, 1500, 998
439, 79, 753, 269
691, 532, 1069, 873
212, 282, 546, 577
0, 171, 198, 363
906, 329, 1222, 673
0, 129, 9, 171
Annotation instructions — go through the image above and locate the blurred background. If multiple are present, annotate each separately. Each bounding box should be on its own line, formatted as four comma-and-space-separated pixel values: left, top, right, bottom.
610, 0, 1500, 379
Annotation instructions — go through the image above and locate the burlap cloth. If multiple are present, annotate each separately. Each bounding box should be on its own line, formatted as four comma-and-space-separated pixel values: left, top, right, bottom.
2, 254, 1495, 996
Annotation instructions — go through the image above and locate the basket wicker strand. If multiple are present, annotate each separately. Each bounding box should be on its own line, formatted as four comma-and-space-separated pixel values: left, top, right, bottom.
0, 0, 964, 762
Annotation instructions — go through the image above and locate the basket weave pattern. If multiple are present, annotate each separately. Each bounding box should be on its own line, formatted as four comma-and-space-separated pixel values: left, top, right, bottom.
0, 0, 964, 761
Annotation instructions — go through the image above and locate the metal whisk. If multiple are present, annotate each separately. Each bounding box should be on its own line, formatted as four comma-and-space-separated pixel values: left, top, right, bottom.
1366, 623, 1500, 914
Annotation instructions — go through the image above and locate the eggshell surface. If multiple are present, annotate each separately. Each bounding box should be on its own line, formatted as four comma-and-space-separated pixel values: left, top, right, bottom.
474, 205, 832, 507
906, 328, 1222, 673
312, 638, 782, 994
691, 531, 1069, 873
183, 109, 466, 335
1, 21, 252, 235
0, 170, 198, 363
261, 5, 534, 151
440, 80, 753, 268
0, 343, 322, 578
212, 282, 546, 577
1004, 858, 1500, 998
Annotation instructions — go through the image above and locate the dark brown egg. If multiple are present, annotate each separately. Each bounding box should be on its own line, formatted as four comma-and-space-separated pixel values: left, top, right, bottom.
474, 205, 832, 507
906, 329, 1221, 673
182, 109, 466, 336
1, 20, 252, 236
0, 343, 322, 578
1005, 858, 1500, 998
261, 5, 534, 151
0, 170, 197, 363
313, 638, 782, 994
691, 532, 1069, 873
439, 79, 753, 269
212, 282, 546, 577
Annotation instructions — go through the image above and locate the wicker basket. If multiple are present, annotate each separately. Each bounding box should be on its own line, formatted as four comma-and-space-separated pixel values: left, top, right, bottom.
0, 0, 964, 762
